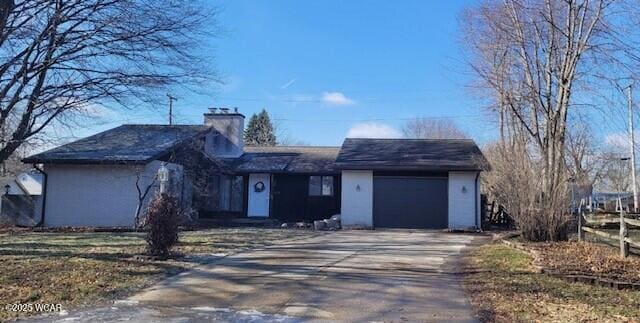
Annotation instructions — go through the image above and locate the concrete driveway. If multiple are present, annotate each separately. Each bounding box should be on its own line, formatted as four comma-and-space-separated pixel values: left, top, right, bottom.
30, 230, 486, 322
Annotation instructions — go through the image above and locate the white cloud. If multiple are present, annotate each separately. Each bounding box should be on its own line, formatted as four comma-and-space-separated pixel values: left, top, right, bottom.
605, 132, 633, 150
280, 78, 297, 89
61, 101, 113, 119
322, 91, 355, 106
77, 103, 114, 118
346, 122, 402, 139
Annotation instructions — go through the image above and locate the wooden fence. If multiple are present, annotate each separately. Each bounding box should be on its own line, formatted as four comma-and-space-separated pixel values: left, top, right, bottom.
482, 196, 514, 229
578, 208, 640, 258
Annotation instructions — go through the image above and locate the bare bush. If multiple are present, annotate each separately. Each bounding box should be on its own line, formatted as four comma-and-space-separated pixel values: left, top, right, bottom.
141, 193, 180, 258
402, 118, 467, 139
483, 140, 571, 241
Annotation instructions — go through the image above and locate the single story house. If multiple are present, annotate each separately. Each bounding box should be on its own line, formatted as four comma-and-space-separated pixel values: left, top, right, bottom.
587, 192, 634, 212
23, 108, 488, 230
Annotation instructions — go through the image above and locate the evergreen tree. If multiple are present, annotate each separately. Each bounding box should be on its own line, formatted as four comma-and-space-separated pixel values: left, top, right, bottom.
244, 109, 276, 146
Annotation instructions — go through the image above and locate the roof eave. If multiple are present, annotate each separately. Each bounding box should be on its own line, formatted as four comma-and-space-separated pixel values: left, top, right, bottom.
234, 169, 340, 175
21, 158, 150, 165
334, 164, 487, 172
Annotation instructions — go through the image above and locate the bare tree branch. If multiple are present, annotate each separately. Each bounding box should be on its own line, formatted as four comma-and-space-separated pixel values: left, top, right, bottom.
401, 118, 467, 139
0, 0, 221, 164
462, 0, 640, 240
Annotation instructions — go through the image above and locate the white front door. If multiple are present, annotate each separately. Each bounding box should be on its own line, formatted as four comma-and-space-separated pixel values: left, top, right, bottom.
248, 173, 270, 217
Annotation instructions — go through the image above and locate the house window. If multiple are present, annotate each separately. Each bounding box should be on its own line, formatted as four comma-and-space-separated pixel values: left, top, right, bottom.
309, 176, 321, 196
229, 176, 243, 211
212, 175, 244, 212
309, 176, 334, 196
322, 176, 333, 196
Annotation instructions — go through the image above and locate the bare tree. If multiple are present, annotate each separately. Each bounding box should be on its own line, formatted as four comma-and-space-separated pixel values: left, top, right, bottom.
462, 0, 640, 240
273, 117, 308, 146
401, 118, 467, 139
0, 144, 30, 176
277, 135, 309, 146
564, 118, 609, 188
134, 169, 156, 227
598, 153, 632, 192
0, 0, 220, 164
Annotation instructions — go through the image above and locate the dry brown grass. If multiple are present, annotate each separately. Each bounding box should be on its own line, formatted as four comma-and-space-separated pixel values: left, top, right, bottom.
532, 241, 640, 284
463, 243, 640, 322
0, 228, 313, 321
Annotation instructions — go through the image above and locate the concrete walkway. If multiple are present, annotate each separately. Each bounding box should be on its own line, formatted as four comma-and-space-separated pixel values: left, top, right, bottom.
29, 230, 486, 322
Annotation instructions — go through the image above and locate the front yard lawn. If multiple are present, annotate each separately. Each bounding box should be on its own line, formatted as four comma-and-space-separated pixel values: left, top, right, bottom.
0, 228, 313, 321
464, 243, 640, 322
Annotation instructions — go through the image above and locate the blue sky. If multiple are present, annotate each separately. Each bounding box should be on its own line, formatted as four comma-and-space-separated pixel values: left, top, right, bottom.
74, 0, 502, 146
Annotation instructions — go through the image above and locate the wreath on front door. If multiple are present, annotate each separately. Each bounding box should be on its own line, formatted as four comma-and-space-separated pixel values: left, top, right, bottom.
254, 181, 265, 192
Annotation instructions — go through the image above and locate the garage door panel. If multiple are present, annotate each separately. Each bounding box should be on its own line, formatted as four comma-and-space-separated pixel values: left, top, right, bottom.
373, 176, 448, 229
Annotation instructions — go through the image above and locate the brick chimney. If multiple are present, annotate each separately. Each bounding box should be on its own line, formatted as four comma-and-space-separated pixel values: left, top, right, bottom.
203, 107, 244, 158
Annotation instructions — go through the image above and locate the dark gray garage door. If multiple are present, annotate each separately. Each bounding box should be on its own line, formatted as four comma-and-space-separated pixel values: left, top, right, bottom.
373, 176, 448, 229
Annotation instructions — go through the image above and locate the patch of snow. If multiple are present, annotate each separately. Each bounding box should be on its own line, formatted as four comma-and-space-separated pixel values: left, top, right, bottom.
237, 309, 266, 316
57, 315, 76, 321
191, 306, 232, 312
113, 300, 138, 306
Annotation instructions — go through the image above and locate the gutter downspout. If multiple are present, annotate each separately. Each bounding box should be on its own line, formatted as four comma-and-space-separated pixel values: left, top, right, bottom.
33, 164, 47, 227
475, 172, 480, 230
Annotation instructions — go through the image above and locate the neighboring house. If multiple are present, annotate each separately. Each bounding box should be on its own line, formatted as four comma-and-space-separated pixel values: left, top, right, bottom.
23, 108, 488, 230
588, 192, 634, 212
568, 182, 593, 214
0, 170, 44, 225
1, 170, 43, 196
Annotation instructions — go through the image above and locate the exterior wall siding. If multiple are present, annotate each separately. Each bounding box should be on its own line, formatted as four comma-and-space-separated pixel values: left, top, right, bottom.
43, 161, 183, 227
340, 170, 373, 228
448, 171, 480, 230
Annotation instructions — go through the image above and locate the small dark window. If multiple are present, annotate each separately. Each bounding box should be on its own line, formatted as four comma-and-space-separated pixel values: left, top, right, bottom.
309, 176, 322, 196
309, 176, 333, 196
322, 176, 333, 196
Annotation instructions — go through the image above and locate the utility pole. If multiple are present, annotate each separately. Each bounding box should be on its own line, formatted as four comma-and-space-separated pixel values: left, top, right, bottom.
167, 94, 177, 125
628, 84, 638, 212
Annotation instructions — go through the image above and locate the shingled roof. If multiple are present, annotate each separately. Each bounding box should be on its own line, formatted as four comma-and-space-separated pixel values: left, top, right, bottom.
335, 138, 488, 171
23, 125, 209, 164
231, 146, 340, 174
